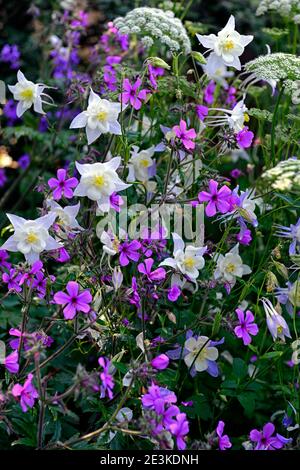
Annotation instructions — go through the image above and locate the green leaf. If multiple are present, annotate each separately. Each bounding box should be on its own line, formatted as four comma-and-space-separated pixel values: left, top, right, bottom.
232, 358, 248, 379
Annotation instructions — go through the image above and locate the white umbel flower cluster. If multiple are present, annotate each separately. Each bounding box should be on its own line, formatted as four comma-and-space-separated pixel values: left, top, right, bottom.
114, 7, 191, 54
245, 53, 300, 98
256, 0, 300, 24
261, 158, 300, 191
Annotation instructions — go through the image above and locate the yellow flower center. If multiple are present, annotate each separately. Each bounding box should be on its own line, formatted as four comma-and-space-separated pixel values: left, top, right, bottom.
244, 113, 250, 123
184, 257, 196, 269
277, 326, 283, 334
26, 231, 38, 244
223, 39, 235, 51
93, 175, 105, 188
112, 239, 120, 252
20, 88, 34, 100
96, 110, 108, 122
226, 263, 236, 273
140, 159, 150, 168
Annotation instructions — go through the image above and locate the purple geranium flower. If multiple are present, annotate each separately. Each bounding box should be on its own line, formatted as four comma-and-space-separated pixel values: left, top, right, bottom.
138, 258, 166, 282
2, 269, 22, 292
234, 308, 259, 346
0, 250, 11, 269
236, 126, 254, 148
119, 240, 141, 266
53, 281, 92, 320
0, 169, 7, 187
98, 356, 114, 399
196, 104, 208, 122
119, 78, 150, 110
4, 350, 19, 374
169, 413, 189, 450
18, 154, 30, 170
250, 422, 292, 450
204, 80, 216, 104
148, 64, 164, 89
12, 373, 39, 412
168, 284, 181, 302
198, 179, 232, 217
216, 421, 232, 450
142, 383, 177, 414
48, 169, 78, 200
172, 120, 196, 151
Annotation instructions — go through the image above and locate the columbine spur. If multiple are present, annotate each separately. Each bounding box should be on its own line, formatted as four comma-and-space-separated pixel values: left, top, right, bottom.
113, 7, 191, 54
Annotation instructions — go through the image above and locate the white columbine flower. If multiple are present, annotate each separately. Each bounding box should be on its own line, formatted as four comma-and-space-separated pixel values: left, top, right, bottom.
184, 336, 218, 372
197, 15, 253, 70
74, 157, 130, 212
127, 145, 156, 183
159, 233, 206, 280
202, 53, 234, 87
47, 200, 83, 235
8, 70, 52, 117
70, 89, 125, 145
262, 298, 291, 342
214, 243, 251, 286
1, 213, 61, 264
206, 100, 249, 133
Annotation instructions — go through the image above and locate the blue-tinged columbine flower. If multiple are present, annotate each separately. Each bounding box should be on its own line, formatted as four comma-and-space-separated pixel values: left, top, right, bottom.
276, 281, 300, 314
184, 335, 219, 375
197, 15, 253, 70
262, 298, 291, 342
70, 89, 125, 145
8, 70, 52, 117
127, 145, 156, 183
275, 218, 300, 255
74, 158, 131, 212
47, 200, 83, 235
1, 213, 61, 265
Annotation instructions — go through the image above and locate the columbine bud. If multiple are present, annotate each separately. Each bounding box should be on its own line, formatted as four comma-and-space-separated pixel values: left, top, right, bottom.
146, 57, 171, 70
112, 267, 123, 291
190, 51, 207, 64
266, 271, 278, 292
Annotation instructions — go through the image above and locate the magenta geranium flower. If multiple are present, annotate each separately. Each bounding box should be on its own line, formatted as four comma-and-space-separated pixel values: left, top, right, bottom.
0, 250, 11, 269
138, 258, 166, 282
172, 120, 197, 150
236, 126, 254, 148
48, 169, 78, 200
53, 281, 92, 319
216, 420, 232, 450
119, 77, 150, 110
198, 179, 232, 217
2, 268, 22, 292
196, 104, 208, 122
98, 356, 114, 399
234, 308, 258, 346
12, 373, 39, 412
169, 413, 189, 450
119, 240, 141, 266
250, 422, 292, 450
4, 350, 19, 374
